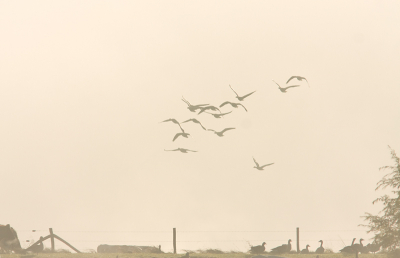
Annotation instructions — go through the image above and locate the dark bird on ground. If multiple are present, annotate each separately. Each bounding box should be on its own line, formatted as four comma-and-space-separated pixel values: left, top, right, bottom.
205, 111, 232, 118
181, 118, 206, 130
219, 101, 247, 112
164, 148, 197, 153
181, 252, 189, 258
315, 240, 324, 254
160, 118, 184, 131
253, 157, 274, 170
250, 242, 266, 254
198, 105, 221, 114
286, 76, 309, 87
229, 85, 256, 101
172, 130, 190, 141
27, 237, 44, 254
272, 80, 300, 93
182, 96, 209, 112
340, 238, 356, 253
208, 128, 235, 137
271, 239, 291, 254
352, 238, 364, 253
301, 245, 310, 254
365, 243, 380, 254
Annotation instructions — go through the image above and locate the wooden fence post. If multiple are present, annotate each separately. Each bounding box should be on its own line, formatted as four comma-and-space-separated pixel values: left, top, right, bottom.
173, 228, 176, 254
296, 227, 300, 253
49, 228, 55, 252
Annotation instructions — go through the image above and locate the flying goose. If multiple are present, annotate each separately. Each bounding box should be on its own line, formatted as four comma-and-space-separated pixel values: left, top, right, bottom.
172, 130, 190, 141
301, 245, 310, 254
272, 80, 300, 93
208, 128, 235, 137
198, 105, 221, 114
315, 240, 324, 254
182, 96, 209, 112
286, 76, 309, 87
164, 148, 197, 153
253, 157, 274, 170
271, 239, 291, 254
205, 111, 232, 118
160, 118, 183, 131
181, 118, 207, 130
249, 242, 266, 254
219, 101, 247, 112
229, 85, 256, 101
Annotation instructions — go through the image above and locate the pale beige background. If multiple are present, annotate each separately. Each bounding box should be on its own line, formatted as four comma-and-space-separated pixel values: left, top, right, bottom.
1, 0, 399, 253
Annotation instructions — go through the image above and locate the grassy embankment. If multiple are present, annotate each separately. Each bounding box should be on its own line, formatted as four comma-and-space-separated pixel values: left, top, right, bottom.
0, 253, 387, 258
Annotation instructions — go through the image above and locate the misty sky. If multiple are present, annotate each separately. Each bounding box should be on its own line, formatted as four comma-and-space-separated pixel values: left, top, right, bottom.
1, 0, 399, 253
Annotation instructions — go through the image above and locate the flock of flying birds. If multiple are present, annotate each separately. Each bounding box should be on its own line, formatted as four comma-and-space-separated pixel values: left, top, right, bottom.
161, 76, 309, 170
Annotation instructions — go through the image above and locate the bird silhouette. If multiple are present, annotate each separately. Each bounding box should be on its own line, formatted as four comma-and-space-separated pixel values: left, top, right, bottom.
205, 111, 232, 118
172, 130, 190, 141
249, 242, 266, 254
301, 245, 310, 254
160, 118, 184, 131
198, 105, 221, 114
219, 101, 247, 111
229, 85, 256, 101
253, 157, 274, 170
272, 80, 300, 93
365, 243, 380, 254
286, 76, 309, 87
164, 148, 197, 153
315, 240, 324, 254
181, 118, 206, 130
352, 238, 364, 254
208, 128, 235, 137
340, 238, 356, 253
182, 96, 209, 112
271, 239, 291, 254
27, 236, 44, 254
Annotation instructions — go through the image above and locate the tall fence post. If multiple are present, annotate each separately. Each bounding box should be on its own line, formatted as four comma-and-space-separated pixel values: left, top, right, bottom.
49, 228, 55, 252
173, 228, 176, 254
296, 227, 300, 253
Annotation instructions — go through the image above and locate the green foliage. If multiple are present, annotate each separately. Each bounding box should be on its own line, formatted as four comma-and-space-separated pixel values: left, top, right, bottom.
362, 146, 400, 251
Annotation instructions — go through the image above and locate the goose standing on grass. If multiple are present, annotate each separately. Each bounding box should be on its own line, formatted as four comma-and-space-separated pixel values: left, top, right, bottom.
250, 242, 266, 254
286, 76, 309, 87
164, 148, 197, 153
301, 245, 310, 254
229, 85, 256, 101
181, 118, 207, 130
207, 127, 235, 137
205, 111, 232, 118
340, 238, 356, 253
219, 101, 248, 112
271, 239, 291, 254
160, 118, 184, 131
27, 237, 44, 254
253, 157, 274, 170
365, 243, 380, 254
272, 80, 300, 93
182, 97, 209, 112
352, 238, 364, 253
315, 240, 324, 254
